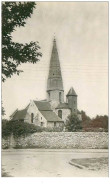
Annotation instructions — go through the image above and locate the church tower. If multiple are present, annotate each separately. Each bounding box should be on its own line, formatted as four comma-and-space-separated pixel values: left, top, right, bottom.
66, 87, 77, 114
47, 38, 64, 108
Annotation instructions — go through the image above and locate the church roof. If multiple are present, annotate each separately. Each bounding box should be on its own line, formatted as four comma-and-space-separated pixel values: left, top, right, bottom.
34, 101, 63, 122
56, 103, 70, 109
11, 108, 27, 121
47, 38, 63, 91
66, 87, 77, 96
10, 109, 18, 118
77, 110, 81, 114
40, 110, 63, 122
34, 101, 52, 111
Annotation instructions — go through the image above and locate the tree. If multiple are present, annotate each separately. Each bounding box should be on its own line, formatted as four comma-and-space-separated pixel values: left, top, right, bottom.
90, 115, 108, 130
2, 107, 5, 116
80, 112, 108, 131
2, 2, 42, 82
65, 114, 82, 132
2, 120, 43, 138
2, 102, 5, 116
81, 110, 91, 128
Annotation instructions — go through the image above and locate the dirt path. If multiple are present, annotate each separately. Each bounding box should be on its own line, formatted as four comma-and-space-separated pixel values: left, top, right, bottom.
2, 149, 108, 177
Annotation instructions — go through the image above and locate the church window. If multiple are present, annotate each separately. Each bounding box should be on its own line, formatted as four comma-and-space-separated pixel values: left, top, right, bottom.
54, 122, 56, 127
31, 113, 34, 123
59, 92, 61, 102
58, 110, 62, 119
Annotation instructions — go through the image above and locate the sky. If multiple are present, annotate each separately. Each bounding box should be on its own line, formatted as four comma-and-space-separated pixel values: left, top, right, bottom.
2, 1, 108, 119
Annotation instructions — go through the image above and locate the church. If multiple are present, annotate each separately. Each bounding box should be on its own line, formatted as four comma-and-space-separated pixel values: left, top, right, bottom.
10, 38, 81, 128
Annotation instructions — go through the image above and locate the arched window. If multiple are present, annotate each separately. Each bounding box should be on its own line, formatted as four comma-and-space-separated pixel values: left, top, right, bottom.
31, 113, 34, 123
58, 110, 62, 119
54, 122, 56, 127
59, 92, 61, 102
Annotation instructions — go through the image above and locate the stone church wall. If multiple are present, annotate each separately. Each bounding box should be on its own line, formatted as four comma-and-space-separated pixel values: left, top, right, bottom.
25, 101, 47, 127
55, 108, 71, 122
2, 132, 108, 149
47, 122, 63, 128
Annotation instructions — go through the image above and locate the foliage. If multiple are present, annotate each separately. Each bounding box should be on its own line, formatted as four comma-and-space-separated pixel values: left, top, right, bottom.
2, 106, 5, 116
2, 168, 12, 177
42, 126, 64, 132
2, 120, 65, 138
2, 120, 43, 138
2, 102, 6, 116
81, 111, 108, 131
65, 114, 82, 132
90, 115, 108, 129
2, 120, 10, 137
2, 2, 42, 82
81, 110, 91, 128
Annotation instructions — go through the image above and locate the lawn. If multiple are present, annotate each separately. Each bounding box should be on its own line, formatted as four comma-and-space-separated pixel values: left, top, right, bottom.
2, 168, 12, 177
69, 157, 108, 171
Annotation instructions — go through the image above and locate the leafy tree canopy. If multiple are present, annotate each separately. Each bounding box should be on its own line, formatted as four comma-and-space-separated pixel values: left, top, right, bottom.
2, 106, 5, 116
81, 110, 91, 128
90, 115, 108, 129
65, 114, 82, 132
2, 102, 6, 116
81, 111, 108, 131
2, 2, 42, 82
2, 120, 43, 138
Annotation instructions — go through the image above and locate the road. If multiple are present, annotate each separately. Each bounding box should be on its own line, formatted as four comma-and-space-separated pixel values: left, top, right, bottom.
2, 149, 108, 177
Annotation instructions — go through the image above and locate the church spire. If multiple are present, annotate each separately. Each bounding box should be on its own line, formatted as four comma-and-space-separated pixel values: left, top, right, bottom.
47, 38, 64, 106
47, 38, 63, 90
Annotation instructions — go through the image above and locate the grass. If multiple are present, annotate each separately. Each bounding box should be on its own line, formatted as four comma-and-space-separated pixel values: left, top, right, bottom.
70, 157, 108, 171
2, 168, 12, 177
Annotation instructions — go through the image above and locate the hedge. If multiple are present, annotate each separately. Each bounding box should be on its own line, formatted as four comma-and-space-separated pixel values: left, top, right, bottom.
2, 120, 43, 138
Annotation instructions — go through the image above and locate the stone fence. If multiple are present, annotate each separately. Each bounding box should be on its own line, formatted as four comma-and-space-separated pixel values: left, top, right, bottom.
2, 132, 108, 149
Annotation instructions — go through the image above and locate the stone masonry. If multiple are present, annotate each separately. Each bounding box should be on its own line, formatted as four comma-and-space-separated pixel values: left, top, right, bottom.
2, 132, 108, 149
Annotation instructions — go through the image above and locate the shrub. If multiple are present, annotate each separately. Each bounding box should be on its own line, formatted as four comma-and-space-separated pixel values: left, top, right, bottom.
2, 120, 43, 138
82, 127, 108, 132
65, 114, 82, 132
42, 126, 63, 132
2, 119, 11, 138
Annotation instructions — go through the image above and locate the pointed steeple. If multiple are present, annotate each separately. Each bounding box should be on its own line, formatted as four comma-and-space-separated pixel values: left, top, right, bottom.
47, 38, 63, 91
67, 87, 77, 96
47, 38, 64, 106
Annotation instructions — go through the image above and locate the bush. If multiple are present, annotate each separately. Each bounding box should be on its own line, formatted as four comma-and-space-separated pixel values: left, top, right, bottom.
82, 127, 108, 132
65, 114, 82, 132
42, 126, 64, 132
2, 120, 43, 138
2, 120, 65, 138
2, 119, 11, 138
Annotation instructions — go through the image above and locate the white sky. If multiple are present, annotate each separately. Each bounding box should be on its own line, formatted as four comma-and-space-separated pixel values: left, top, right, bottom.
2, 1, 108, 119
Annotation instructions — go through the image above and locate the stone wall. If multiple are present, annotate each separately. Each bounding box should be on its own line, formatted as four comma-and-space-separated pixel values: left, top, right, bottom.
25, 100, 47, 127
2, 132, 108, 149
55, 108, 71, 122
